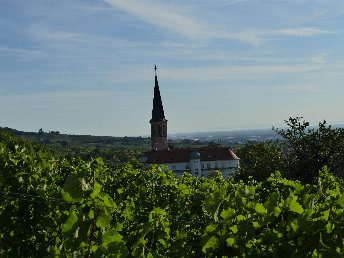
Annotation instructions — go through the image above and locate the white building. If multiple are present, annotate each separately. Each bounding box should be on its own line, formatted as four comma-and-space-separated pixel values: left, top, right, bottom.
141, 146, 240, 178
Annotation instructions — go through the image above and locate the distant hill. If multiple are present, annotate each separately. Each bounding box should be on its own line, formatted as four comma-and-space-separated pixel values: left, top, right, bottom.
1, 127, 285, 150
169, 128, 283, 145
1, 127, 150, 148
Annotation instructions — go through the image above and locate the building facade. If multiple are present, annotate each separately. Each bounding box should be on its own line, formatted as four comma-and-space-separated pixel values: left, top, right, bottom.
141, 146, 240, 178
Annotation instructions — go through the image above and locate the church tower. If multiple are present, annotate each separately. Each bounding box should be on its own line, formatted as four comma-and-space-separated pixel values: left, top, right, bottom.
150, 65, 168, 150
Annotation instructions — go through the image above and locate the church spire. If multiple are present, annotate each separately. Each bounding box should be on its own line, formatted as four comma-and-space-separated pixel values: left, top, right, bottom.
150, 65, 165, 123
150, 65, 168, 150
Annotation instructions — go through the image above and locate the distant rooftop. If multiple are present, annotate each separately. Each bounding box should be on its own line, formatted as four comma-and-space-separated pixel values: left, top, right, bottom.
144, 146, 239, 164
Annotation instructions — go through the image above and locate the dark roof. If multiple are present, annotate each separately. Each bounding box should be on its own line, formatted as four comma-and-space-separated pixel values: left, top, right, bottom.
150, 75, 165, 123
144, 146, 239, 164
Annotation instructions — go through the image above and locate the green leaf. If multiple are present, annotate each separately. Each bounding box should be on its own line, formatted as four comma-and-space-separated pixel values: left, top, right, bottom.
90, 181, 102, 198
288, 198, 304, 214
226, 238, 235, 246
236, 215, 245, 222
91, 245, 98, 252
326, 222, 333, 233
230, 225, 238, 233
274, 206, 281, 217
221, 208, 235, 220
96, 211, 111, 228
62, 174, 83, 202
102, 230, 123, 249
88, 209, 94, 219
62, 210, 78, 232
254, 203, 267, 214
336, 195, 344, 208
202, 236, 218, 253
205, 224, 217, 233
322, 210, 330, 221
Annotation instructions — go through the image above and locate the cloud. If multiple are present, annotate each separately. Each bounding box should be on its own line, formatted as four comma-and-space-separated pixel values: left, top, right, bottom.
0, 46, 44, 59
102, 0, 334, 46
309, 53, 328, 64
272, 27, 334, 37
103, 0, 206, 39
102, 0, 267, 44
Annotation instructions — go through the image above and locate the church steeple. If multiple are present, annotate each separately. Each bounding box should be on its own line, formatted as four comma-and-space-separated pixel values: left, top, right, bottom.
150, 65, 168, 150
150, 67, 165, 123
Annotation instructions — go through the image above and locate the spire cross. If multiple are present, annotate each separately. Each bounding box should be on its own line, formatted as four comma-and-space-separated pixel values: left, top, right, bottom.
154, 64, 157, 74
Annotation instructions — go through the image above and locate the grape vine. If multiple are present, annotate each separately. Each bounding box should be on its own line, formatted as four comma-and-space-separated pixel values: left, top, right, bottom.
1, 131, 344, 257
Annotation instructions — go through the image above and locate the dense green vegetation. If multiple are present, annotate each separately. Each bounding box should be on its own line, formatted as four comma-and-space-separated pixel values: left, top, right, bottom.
237, 117, 344, 183
1, 120, 344, 257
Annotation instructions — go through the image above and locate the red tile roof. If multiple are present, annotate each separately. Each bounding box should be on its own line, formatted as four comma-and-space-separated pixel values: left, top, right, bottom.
144, 146, 239, 164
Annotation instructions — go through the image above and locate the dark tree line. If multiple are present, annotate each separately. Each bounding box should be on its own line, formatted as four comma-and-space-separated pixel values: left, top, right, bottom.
237, 117, 344, 183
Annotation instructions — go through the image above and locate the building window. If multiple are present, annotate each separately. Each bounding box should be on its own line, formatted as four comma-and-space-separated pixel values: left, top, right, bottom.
185, 164, 189, 170
207, 163, 210, 169
215, 162, 218, 169
201, 163, 204, 169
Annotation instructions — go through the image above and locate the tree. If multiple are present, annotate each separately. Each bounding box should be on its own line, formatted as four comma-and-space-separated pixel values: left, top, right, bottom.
274, 117, 344, 182
236, 141, 285, 182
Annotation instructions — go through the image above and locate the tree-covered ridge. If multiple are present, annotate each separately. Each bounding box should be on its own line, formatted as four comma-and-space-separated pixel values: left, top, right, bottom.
1, 127, 212, 166
1, 128, 344, 257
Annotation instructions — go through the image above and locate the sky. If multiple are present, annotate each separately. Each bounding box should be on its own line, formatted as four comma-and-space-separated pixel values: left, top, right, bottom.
1, 0, 344, 136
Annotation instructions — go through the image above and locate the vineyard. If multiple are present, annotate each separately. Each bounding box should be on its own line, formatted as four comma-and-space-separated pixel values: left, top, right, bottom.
1, 128, 344, 257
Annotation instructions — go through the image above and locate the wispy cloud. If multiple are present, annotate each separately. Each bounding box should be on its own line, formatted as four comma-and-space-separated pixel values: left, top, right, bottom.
0, 46, 44, 59
103, 0, 205, 39
102, 0, 334, 45
272, 27, 335, 37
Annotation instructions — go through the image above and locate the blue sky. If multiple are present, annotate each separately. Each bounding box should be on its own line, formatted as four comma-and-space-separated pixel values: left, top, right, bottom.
1, 0, 344, 136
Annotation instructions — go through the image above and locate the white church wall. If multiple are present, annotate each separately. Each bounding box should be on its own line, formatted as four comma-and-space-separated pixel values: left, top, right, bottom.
164, 162, 190, 172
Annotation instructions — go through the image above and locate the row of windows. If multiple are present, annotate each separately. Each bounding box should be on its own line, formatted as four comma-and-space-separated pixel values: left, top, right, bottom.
201, 162, 218, 169
170, 162, 222, 171
172, 162, 219, 170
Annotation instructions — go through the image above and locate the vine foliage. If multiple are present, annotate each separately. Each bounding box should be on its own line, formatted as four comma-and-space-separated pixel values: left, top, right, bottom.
1, 129, 344, 257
